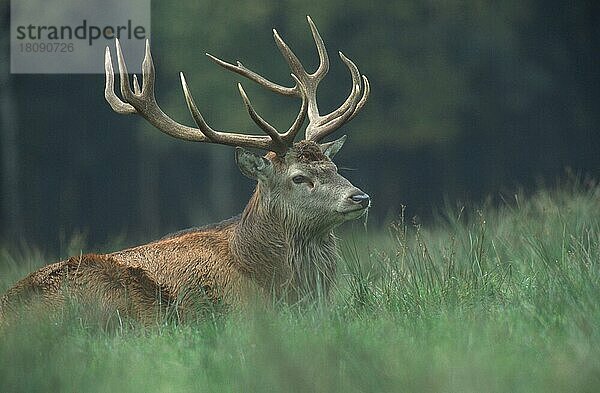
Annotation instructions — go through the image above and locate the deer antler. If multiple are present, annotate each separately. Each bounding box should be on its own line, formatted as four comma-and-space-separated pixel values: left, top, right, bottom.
104, 16, 368, 155
105, 39, 304, 154
208, 16, 370, 143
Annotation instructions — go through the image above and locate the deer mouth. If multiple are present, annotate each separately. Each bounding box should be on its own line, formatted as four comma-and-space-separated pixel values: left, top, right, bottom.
339, 205, 369, 219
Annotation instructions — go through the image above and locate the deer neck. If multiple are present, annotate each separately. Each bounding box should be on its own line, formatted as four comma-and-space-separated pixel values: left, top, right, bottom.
231, 186, 338, 300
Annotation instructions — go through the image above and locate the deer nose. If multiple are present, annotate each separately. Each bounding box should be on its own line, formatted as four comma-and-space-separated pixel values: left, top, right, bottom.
349, 192, 370, 208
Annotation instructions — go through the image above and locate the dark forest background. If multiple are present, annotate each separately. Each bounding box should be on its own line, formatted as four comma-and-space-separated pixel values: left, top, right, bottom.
0, 1, 598, 254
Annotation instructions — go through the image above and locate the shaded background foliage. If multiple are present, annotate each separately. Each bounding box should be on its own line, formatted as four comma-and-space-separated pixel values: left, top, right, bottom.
0, 0, 598, 253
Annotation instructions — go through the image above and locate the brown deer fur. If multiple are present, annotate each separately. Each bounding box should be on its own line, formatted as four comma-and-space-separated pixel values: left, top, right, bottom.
1, 254, 174, 322
1, 141, 369, 322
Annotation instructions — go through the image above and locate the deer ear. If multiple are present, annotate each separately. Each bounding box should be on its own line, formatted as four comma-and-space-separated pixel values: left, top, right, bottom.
319, 135, 347, 159
235, 147, 273, 180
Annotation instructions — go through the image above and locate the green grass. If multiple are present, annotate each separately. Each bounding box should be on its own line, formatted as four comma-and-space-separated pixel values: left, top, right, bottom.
1, 180, 599, 392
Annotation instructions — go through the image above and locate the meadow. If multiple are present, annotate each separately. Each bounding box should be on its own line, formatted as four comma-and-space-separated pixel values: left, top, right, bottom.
1, 180, 599, 392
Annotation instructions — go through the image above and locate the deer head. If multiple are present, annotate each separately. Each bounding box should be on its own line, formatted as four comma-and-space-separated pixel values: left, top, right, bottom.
104, 16, 370, 233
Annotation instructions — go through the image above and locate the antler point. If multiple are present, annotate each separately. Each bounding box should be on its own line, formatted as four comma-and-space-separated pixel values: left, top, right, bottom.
180, 72, 190, 94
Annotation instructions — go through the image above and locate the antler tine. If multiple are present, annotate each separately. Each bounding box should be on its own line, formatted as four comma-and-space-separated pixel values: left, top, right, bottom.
206, 53, 299, 97
281, 74, 308, 145
304, 52, 368, 141
272, 29, 310, 84
306, 83, 361, 142
306, 15, 330, 83
179, 72, 280, 151
105, 39, 286, 152
304, 51, 369, 142
104, 46, 135, 114
132, 74, 141, 95
236, 83, 287, 152
140, 39, 154, 97
114, 38, 138, 103
206, 15, 329, 106
272, 26, 321, 122
317, 52, 361, 125
178, 72, 221, 142
348, 75, 370, 122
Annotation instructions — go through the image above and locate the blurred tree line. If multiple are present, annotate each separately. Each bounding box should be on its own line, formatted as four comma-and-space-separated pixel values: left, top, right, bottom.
0, 1, 598, 253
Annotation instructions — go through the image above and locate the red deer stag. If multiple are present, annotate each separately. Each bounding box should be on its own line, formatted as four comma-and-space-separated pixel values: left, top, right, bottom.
1, 17, 370, 322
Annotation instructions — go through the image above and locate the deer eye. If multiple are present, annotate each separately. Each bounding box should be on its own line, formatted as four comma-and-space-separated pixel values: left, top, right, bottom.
292, 175, 307, 184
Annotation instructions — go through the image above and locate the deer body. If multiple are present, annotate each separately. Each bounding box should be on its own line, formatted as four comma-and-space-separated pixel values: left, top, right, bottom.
1, 17, 371, 322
